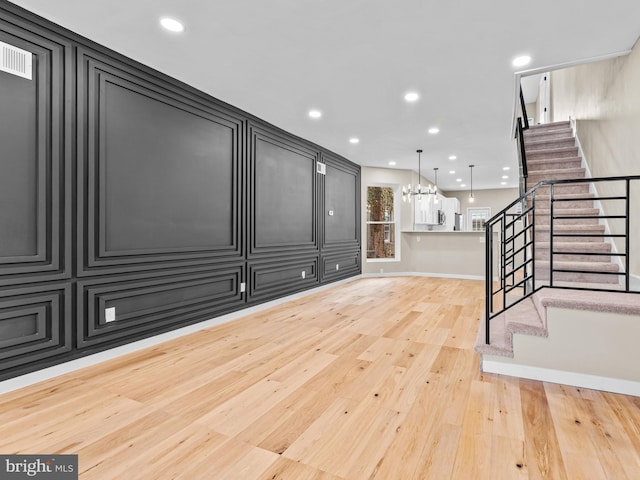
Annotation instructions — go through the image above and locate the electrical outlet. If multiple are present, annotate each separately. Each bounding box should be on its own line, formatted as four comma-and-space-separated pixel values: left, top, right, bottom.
416, 236, 421, 243
240, 282, 246, 293
479, 235, 485, 243
336, 264, 339, 271
105, 307, 116, 323
302, 271, 306, 279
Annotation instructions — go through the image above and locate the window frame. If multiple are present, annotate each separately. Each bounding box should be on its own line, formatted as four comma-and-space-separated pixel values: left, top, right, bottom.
366, 183, 401, 262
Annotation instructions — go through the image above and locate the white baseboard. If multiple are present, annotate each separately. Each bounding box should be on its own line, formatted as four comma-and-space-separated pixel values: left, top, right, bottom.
361, 271, 486, 281
482, 359, 640, 397
0, 276, 360, 395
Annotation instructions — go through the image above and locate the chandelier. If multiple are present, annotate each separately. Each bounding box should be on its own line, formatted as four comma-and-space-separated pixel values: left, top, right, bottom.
402, 149, 437, 202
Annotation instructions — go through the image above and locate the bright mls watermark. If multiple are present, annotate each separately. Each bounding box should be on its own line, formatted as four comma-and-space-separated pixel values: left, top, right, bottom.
0, 455, 77, 479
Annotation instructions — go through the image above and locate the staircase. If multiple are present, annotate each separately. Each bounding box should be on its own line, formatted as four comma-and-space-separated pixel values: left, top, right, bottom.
523, 121, 622, 288
475, 119, 640, 395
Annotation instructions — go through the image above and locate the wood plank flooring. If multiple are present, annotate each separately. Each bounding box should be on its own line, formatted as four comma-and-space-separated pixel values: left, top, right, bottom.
1, 276, 639, 479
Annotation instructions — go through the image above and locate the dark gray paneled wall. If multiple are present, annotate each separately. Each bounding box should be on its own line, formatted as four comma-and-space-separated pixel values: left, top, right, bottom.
0, 1, 360, 380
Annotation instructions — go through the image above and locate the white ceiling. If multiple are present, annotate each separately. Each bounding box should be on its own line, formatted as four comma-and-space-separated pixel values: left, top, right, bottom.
9, 0, 640, 191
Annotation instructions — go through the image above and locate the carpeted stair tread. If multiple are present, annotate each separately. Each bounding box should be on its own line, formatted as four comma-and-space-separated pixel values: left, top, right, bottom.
523, 129, 574, 141
535, 288, 640, 315
526, 138, 576, 151
527, 146, 579, 160
526, 182, 590, 194
536, 259, 619, 272
474, 297, 545, 358
527, 121, 570, 131
527, 157, 582, 171
536, 280, 626, 291
535, 242, 612, 252
535, 242, 613, 262
534, 207, 600, 216
527, 167, 586, 178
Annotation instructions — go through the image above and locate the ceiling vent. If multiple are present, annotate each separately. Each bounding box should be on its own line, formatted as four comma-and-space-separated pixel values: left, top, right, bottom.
0, 41, 32, 80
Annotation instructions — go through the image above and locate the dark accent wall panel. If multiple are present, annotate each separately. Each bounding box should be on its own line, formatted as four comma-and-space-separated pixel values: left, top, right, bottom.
321, 251, 361, 283
0, 283, 71, 375
248, 257, 319, 302
77, 50, 244, 275
321, 154, 361, 250
0, 21, 71, 286
77, 265, 244, 348
249, 124, 319, 257
0, 1, 360, 381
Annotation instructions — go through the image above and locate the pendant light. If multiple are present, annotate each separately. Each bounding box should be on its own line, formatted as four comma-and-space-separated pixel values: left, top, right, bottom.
433, 167, 439, 204
402, 149, 438, 202
468, 164, 475, 203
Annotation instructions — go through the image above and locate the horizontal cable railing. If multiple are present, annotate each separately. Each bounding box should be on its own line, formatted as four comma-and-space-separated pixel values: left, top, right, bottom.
484, 175, 640, 345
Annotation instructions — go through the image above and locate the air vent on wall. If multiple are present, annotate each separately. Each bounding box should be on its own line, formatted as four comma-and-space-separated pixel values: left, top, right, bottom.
316, 162, 326, 175
0, 41, 32, 80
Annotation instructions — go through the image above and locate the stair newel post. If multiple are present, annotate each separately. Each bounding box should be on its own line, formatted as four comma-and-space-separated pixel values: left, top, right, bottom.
549, 183, 554, 287
485, 222, 492, 344
625, 178, 631, 292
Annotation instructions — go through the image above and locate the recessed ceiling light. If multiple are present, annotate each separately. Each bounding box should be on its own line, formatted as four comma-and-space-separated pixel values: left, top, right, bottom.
404, 92, 419, 102
388, 161, 396, 166
308, 109, 322, 119
449, 170, 455, 174
502, 175, 509, 179
349, 137, 360, 144
448, 155, 457, 160
460, 184, 466, 187
512, 55, 531, 67
456, 178, 462, 182
160, 17, 184, 32
428, 127, 440, 134
503, 166, 511, 171
501, 181, 507, 185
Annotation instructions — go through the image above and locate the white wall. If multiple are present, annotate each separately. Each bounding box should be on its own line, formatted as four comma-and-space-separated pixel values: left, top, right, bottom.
550, 39, 640, 276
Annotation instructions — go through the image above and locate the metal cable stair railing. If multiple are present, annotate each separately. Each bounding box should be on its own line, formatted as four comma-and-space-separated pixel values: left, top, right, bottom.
483, 175, 640, 345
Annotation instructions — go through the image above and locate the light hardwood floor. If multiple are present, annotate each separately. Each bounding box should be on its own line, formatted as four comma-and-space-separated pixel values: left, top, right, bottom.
1, 277, 639, 479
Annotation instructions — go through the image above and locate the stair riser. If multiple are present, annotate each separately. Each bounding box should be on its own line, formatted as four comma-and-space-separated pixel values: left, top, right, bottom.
534, 232, 604, 242
534, 217, 600, 226
535, 252, 612, 262
527, 170, 586, 182
533, 199, 595, 209
526, 139, 576, 151
535, 269, 621, 284
527, 184, 590, 194
527, 122, 570, 132
527, 148, 579, 160
524, 131, 574, 141
527, 159, 582, 171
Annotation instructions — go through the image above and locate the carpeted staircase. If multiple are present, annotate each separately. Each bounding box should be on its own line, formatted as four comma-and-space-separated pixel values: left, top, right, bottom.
523, 121, 622, 288
476, 120, 628, 357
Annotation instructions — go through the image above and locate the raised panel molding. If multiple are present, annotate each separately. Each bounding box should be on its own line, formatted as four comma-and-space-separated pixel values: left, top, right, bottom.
321, 251, 361, 283
0, 23, 71, 286
77, 50, 244, 276
77, 265, 245, 348
249, 123, 319, 257
0, 283, 72, 378
248, 256, 319, 302
0, 2, 361, 380
321, 153, 361, 252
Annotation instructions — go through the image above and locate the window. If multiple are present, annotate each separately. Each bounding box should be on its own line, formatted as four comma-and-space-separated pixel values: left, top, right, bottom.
366, 186, 398, 260
467, 207, 491, 232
